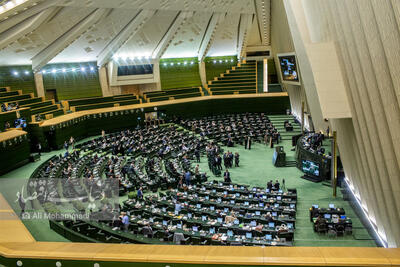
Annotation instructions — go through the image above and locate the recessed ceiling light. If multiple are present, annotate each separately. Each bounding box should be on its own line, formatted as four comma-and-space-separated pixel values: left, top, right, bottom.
24, 70, 29, 75
52, 69, 56, 73
13, 71, 19, 76
42, 70, 46, 74
6, 2, 15, 9
62, 68, 66, 73
71, 68, 76, 72
81, 67, 85, 72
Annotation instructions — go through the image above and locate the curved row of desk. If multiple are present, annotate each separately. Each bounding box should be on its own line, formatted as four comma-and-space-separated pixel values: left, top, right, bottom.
0, 194, 400, 266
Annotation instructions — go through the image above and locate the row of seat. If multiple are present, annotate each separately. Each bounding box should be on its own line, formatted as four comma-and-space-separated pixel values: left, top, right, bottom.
64, 94, 141, 112
143, 87, 203, 102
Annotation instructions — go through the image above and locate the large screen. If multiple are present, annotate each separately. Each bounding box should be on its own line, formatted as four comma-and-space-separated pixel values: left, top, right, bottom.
277, 53, 300, 85
302, 160, 320, 177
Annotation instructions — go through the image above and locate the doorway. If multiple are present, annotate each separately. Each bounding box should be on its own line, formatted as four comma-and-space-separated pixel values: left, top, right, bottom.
45, 89, 58, 102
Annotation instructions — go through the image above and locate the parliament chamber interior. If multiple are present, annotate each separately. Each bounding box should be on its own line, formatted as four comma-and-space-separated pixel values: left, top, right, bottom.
0, 0, 399, 266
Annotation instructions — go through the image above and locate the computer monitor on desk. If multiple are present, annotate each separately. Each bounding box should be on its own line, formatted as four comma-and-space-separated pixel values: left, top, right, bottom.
329, 204, 335, 209
246, 232, 252, 239
324, 214, 331, 219
227, 230, 233, 237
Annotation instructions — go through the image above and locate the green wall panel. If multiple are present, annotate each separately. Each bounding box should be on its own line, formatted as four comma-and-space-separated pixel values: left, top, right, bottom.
205, 56, 237, 82
0, 65, 36, 95
0, 133, 30, 175
257, 61, 264, 93
42, 62, 101, 100
159, 58, 201, 89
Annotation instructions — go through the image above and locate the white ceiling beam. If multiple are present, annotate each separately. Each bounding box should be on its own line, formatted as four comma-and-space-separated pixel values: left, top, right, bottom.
255, 0, 271, 45
237, 13, 254, 59
0, 0, 62, 34
0, 6, 60, 51
97, 9, 157, 67
0, 0, 45, 21
151, 11, 193, 59
32, 8, 109, 71
197, 12, 226, 62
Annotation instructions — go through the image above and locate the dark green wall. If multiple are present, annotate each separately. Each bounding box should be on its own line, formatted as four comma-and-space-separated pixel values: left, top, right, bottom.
0, 133, 30, 175
159, 58, 201, 89
205, 56, 237, 82
0, 65, 36, 95
42, 62, 101, 100
257, 61, 264, 93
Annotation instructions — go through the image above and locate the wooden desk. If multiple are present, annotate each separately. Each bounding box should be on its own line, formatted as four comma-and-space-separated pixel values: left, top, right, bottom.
0, 194, 400, 266
0, 129, 27, 142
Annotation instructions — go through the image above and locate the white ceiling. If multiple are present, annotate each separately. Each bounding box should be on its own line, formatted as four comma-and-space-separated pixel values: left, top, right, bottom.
0, 0, 271, 67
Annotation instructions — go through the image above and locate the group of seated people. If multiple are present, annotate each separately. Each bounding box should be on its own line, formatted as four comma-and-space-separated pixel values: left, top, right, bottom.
1, 102, 19, 112
310, 204, 352, 236
60, 181, 297, 246
301, 132, 332, 159
178, 113, 281, 147
284, 120, 293, 131
28, 124, 211, 214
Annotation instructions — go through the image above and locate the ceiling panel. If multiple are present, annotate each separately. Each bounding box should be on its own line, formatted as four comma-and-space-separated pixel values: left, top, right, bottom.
206, 13, 240, 57
162, 11, 212, 58
50, 9, 140, 63
0, 6, 94, 65
115, 10, 177, 58
55, 0, 255, 14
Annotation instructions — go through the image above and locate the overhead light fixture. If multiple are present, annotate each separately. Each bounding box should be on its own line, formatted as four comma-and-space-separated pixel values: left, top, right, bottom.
170, 62, 174, 66
219, 60, 222, 63
13, 71, 19, 76
81, 67, 86, 72
163, 63, 167, 66
71, 68, 76, 72
177, 62, 181, 65
6, 1, 15, 9
230, 59, 234, 62
90, 66, 94, 71
213, 60, 216, 63
190, 61, 194, 65
41, 70, 46, 74
24, 70, 29, 75
51, 69, 56, 73
62, 68, 66, 73
184, 61, 187, 65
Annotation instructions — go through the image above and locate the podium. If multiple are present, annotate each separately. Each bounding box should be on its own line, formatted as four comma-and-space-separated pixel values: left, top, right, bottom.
272, 146, 286, 167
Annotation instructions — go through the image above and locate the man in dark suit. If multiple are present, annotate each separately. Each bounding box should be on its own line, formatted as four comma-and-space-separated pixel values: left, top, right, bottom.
224, 169, 231, 183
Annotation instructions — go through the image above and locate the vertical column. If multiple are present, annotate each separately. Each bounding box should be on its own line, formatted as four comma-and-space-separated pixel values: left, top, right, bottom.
99, 66, 112, 97
198, 61, 207, 88
263, 58, 269, 92
34, 72, 45, 98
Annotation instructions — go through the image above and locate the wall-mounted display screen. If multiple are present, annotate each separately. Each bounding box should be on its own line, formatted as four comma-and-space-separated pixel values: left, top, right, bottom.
302, 160, 320, 177
277, 53, 300, 85
117, 64, 153, 76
